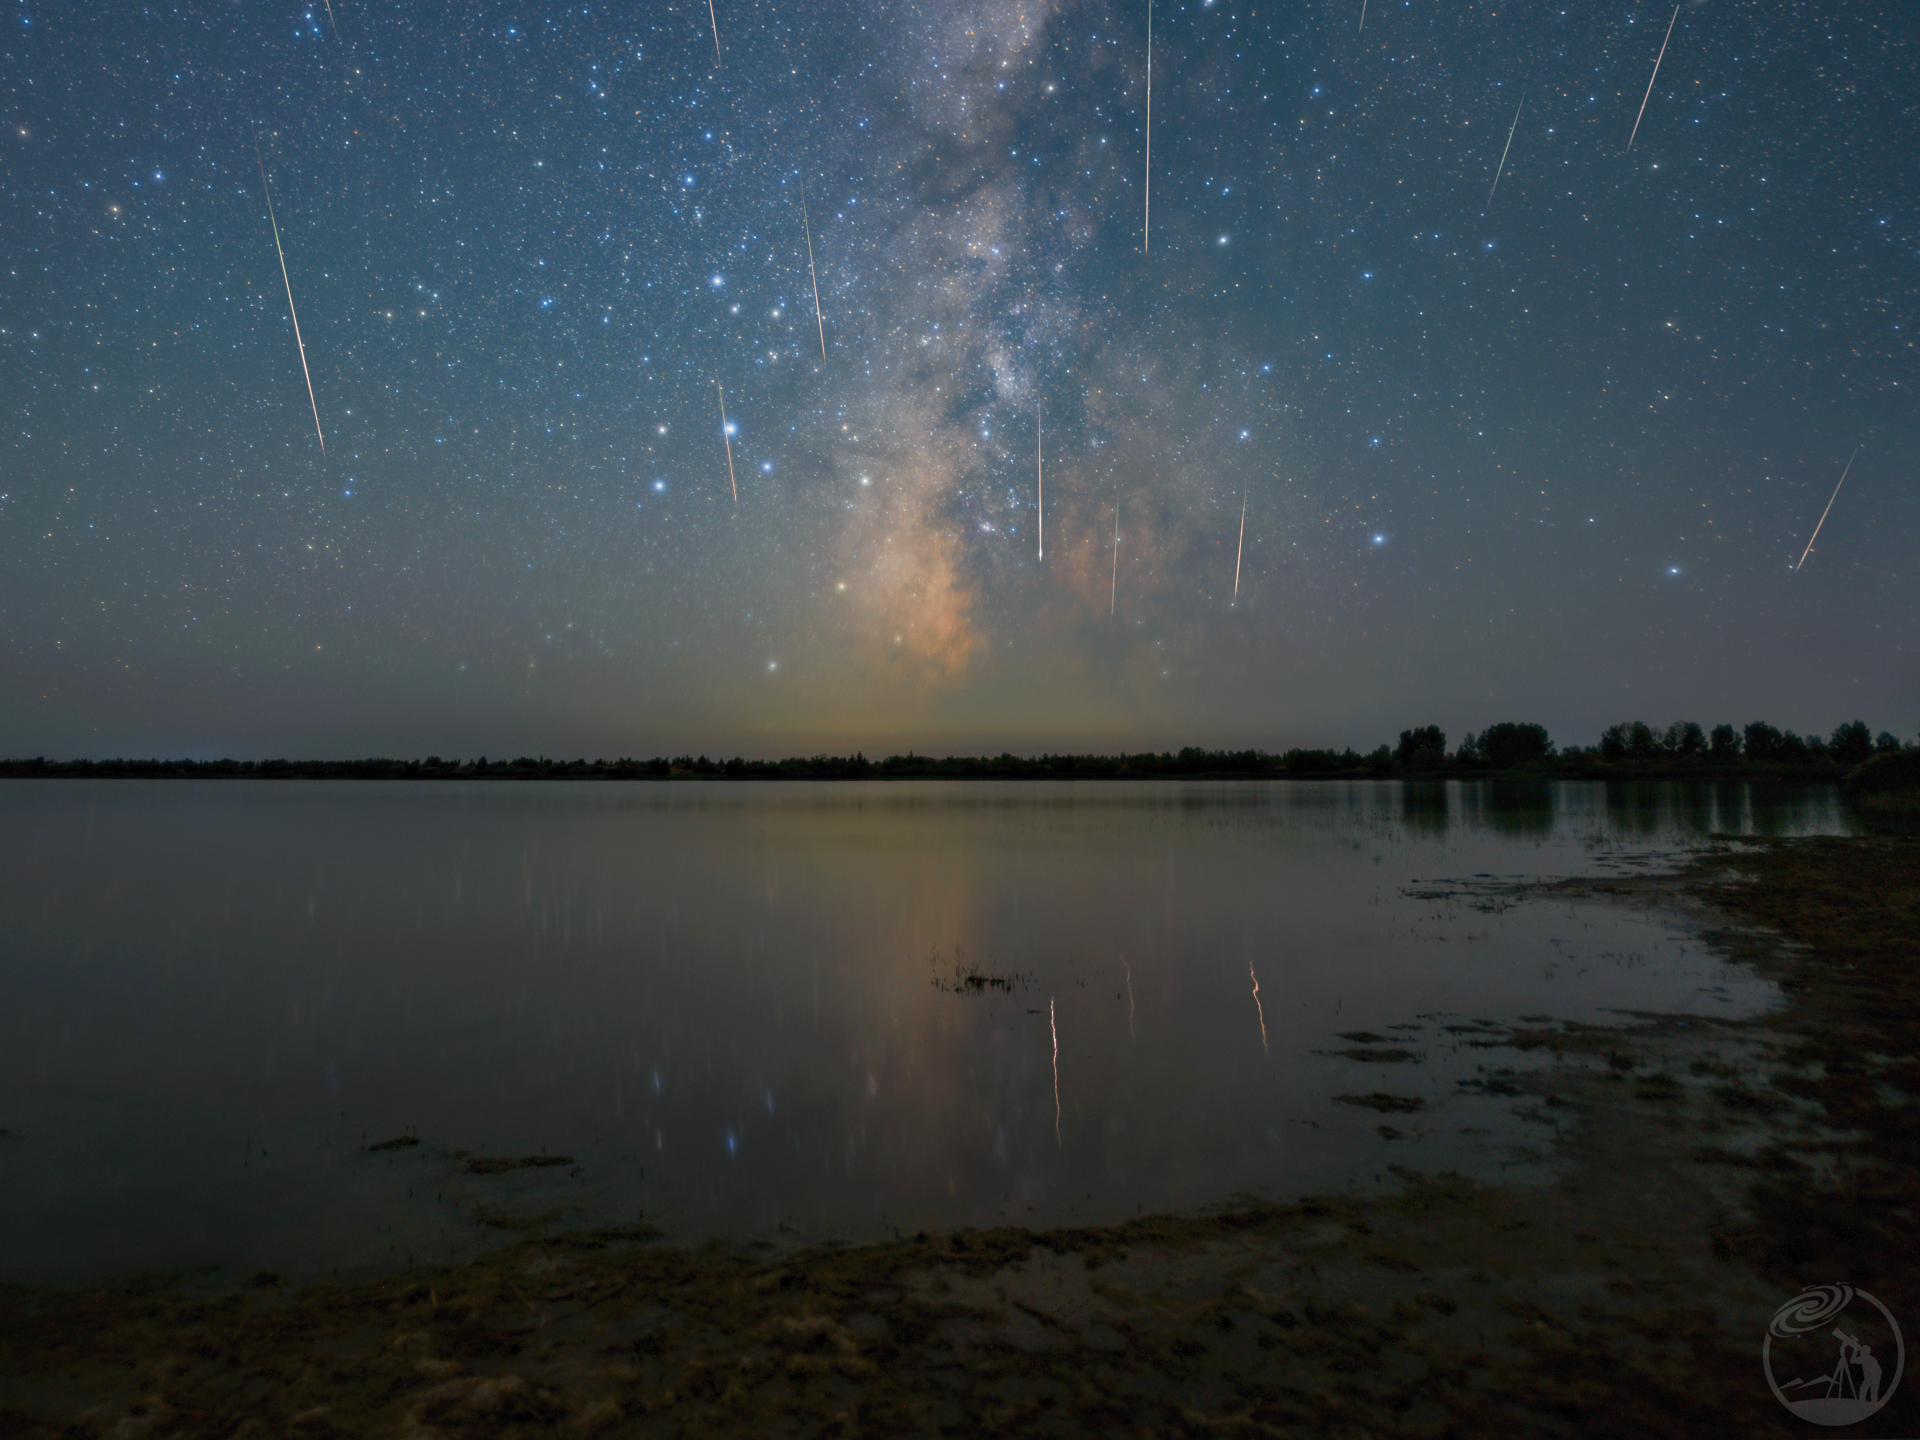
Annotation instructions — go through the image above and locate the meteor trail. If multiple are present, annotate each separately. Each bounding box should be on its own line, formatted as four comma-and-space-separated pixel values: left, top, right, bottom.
253, 136, 325, 458
716, 379, 738, 504
1037, 402, 1044, 561
1488, 90, 1524, 204
1143, 0, 1152, 254
1357, 0, 1367, 32
320, 0, 339, 40
707, 0, 721, 64
1050, 999, 1061, 1146
1626, 5, 1679, 154
800, 189, 826, 362
1110, 501, 1120, 617
1250, 960, 1267, 1054
1122, 958, 1135, 1042
1796, 447, 1859, 571
1232, 489, 1247, 600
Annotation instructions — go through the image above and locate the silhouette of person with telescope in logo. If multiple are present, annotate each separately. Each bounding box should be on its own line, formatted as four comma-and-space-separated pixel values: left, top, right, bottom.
1830, 1329, 1882, 1404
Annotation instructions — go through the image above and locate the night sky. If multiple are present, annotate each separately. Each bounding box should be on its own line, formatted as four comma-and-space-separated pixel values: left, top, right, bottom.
4, 0, 1915, 759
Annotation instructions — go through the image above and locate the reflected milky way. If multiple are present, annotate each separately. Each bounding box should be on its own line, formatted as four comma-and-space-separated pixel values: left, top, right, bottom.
0, 778, 1856, 1280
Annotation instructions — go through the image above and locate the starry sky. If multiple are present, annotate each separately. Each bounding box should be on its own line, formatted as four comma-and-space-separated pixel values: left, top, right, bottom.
3, 0, 1915, 759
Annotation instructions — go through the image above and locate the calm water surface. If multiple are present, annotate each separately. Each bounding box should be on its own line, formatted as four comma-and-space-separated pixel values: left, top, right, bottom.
0, 779, 1854, 1284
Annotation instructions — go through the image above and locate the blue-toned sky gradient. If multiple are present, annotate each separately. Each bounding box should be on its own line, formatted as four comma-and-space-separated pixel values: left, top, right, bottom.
3, 0, 1915, 757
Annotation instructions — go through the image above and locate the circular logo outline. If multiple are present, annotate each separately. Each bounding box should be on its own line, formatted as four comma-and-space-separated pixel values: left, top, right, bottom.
1763, 1284, 1904, 1426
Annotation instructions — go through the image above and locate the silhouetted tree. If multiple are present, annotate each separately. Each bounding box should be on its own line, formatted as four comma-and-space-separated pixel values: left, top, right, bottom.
1829, 720, 1873, 767
1709, 724, 1740, 759
1397, 725, 1447, 769
1664, 721, 1707, 756
1480, 722, 1552, 768
1877, 732, 1903, 754
1600, 724, 1629, 761
1744, 722, 1783, 762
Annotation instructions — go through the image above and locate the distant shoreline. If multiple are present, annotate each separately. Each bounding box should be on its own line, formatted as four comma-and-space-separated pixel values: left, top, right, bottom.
0, 751, 1870, 784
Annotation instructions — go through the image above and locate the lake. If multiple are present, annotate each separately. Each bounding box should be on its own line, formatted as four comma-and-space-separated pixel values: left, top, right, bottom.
0, 778, 1854, 1285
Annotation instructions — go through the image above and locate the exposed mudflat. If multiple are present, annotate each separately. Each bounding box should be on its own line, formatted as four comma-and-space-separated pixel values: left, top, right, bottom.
2, 836, 1914, 1437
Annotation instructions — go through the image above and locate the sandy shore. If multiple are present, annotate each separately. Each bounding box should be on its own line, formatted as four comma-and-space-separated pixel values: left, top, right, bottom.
2, 836, 1914, 1437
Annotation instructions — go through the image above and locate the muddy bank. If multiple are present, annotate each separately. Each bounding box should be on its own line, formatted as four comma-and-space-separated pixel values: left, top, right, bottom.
1, 837, 1913, 1437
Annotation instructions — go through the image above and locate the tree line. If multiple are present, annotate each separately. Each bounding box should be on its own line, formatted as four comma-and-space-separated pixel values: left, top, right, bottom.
0, 718, 1909, 783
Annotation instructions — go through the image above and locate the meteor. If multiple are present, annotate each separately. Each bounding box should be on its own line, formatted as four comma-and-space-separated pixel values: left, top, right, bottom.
1796, 447, 1859, 571
1250, 960, 1267, 1054
1488, 90, 1525, 204
253, 135, 325, 458
321, 0, 338, 40
1357, 0, 1367, 32
716, 378, 738, 504
1050, 998, 1061, 1146
1036, 401, 1044, 561
1143, 0, 1153, 254
707, 0, 721, 65
800, 188, 827, 362
1109, 501, 1120, 617
1123, 958, 1135, 1042
1232, 489, 1247, 600
1625, 5, 1679, 154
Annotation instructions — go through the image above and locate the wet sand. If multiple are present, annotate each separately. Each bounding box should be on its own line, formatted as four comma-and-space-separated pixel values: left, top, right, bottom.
2, 835, 1914, 1437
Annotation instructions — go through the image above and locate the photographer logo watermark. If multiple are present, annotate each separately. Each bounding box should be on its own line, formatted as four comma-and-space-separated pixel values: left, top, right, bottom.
1764, 1284, 1904, 1425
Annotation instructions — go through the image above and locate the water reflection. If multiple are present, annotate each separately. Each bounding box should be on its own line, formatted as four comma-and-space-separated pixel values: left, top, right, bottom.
0, 779, 1855, 1284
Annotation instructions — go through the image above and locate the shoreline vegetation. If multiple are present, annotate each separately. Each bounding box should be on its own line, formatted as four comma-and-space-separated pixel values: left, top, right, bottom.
1, 718, 1914, 789
2, 836, 1914, 1434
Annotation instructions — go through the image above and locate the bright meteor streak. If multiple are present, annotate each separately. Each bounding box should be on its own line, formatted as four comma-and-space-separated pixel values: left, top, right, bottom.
254, 136, 325, 458
1232, 489, 1247, 600
1142, 0, 1152, 254
1626, 6, 1679, 154
1036, 401, 1044, 561
716, 378, 738, 505
1050, 998, 1061, 1146
1109, 501, 1120, 617
320, 0, 338, 40
1796, 447, 1859, 571
1250, 961, 1267, 1054
800, 189, 826, 362
707, 0, 721, 64
1489, 90, 1524, 204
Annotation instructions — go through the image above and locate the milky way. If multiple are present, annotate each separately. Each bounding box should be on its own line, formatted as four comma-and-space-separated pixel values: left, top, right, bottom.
2, 0, 1914, 756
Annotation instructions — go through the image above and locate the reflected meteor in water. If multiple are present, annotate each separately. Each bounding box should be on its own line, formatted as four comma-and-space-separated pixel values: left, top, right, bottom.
716, 379, 738, 504
1250, 960, 1267, 1054
1796, 446, 1858, 571
1626, 5, 1679, 154
1050, 998, 1061, 1146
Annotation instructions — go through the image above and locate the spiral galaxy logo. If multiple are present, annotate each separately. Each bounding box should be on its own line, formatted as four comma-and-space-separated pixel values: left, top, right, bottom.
1763, 1284, 1904, 1425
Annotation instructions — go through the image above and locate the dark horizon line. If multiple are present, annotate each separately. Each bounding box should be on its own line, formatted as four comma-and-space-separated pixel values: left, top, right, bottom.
0, 726, 1908, 783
